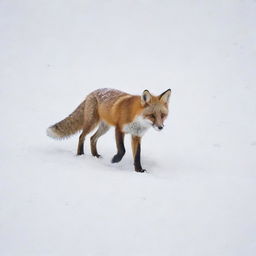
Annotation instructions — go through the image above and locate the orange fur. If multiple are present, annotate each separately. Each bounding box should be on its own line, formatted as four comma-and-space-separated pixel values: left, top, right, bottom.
47, 88, 171, 172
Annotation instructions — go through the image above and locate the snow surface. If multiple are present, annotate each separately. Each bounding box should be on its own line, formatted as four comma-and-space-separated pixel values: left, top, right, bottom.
1, 0, 256, 255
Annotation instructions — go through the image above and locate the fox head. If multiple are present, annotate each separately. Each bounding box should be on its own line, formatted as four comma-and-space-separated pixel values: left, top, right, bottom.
141, 89, 171, 131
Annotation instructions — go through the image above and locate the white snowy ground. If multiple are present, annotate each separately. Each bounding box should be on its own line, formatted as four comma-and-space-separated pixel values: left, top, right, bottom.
0, 0, 256, 255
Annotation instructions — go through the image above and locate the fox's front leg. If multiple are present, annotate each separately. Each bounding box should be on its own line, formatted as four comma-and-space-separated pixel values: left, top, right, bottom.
132, 136, 146, 172
112, 127, 126, 163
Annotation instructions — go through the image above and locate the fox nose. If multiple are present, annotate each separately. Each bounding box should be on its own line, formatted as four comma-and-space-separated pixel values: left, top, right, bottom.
158, 126, 163, 130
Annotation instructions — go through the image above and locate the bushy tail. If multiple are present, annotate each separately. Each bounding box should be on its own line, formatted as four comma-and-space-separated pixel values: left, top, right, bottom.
47, 100, 86, 139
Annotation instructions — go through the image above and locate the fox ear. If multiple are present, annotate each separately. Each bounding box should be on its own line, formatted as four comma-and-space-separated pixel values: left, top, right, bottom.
141, 90, 152, 105
159, 89, 171, 104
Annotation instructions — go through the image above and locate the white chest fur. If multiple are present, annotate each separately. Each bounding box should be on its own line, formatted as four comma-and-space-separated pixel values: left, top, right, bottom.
122, 115, 152, 137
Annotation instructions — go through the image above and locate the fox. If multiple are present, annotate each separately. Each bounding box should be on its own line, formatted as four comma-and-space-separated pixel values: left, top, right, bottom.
47, 88, 171, 172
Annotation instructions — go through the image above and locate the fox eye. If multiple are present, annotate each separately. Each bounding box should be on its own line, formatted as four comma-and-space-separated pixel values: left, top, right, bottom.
149, 114, 155, 119
161, 113, 166, 119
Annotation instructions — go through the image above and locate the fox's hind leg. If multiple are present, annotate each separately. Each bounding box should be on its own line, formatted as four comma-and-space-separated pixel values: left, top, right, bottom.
77, 95, 99, 155
77, 130, 88, 155
90, 121, 110, 157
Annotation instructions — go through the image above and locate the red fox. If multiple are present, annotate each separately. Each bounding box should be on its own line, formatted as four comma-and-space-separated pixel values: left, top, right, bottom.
47, 88, 171, 172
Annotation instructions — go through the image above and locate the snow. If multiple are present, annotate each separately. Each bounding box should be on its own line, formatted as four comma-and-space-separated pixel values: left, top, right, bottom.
0, 0, 256, 255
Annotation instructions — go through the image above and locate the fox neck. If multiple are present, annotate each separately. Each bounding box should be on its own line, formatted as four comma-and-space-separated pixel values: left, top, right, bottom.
122, 115, 152, 137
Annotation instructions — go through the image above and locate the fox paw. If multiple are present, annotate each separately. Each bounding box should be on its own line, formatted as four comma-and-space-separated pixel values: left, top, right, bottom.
135, 169, 147, 173
111, 154, 123, 163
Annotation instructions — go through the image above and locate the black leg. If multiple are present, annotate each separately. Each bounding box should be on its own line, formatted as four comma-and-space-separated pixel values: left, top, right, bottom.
77, 131, 86, 155
132, 136, 146, 172
112, 127, 126, 163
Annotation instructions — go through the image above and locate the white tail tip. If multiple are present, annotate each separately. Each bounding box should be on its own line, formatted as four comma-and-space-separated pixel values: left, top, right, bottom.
46, 127, 62, 139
